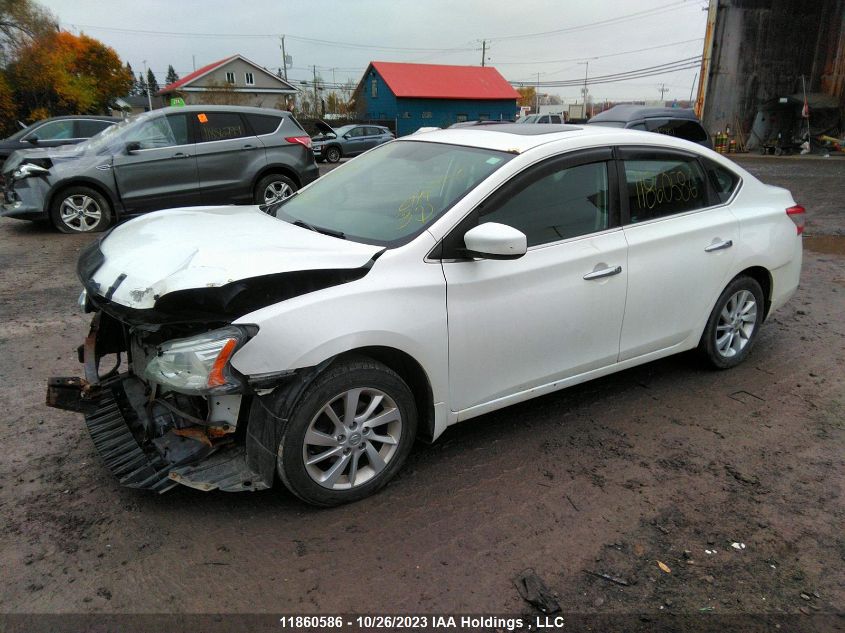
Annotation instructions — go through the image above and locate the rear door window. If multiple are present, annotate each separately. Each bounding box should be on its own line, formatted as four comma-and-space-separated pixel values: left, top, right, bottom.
622, 151, 708, 223
76, 119, 113, 137
195, 111, 250, 142
246, 113, 282, 135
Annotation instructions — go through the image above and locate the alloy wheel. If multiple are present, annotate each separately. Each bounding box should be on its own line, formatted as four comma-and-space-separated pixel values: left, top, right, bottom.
715, 289, 757, 358
263, 180, 294, 204
59, 194, 102, 232
302, 388, 403, 490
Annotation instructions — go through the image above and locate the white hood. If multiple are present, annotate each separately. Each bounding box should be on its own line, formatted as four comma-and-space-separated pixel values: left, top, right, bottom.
91, 205, 383, 309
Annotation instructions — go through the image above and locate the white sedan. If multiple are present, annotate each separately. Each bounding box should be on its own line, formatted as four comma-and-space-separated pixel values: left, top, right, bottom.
51, 124, 803, 506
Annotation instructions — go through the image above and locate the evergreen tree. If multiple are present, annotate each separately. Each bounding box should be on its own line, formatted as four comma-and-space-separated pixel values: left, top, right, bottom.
125, 62, 136, 95
137, 71, 147, 95
146, 68, 159, 94
165, 64, 179, 86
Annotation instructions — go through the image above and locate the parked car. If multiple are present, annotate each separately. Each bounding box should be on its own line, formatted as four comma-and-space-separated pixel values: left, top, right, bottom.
311, 122, 393, 163
0, 115, 121, 163
587, 105, 712, 148
517, 113, 564, 124
2, 106, 317, 233
48, 124, 803, 506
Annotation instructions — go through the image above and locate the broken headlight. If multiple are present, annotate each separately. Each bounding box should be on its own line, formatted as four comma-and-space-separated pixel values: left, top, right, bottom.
12, 163, 50, 180
144, 326, 248, 395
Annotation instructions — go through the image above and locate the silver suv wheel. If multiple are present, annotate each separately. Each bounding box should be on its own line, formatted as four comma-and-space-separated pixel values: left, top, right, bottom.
263, 180, 294, 204
59, 194, 103, 232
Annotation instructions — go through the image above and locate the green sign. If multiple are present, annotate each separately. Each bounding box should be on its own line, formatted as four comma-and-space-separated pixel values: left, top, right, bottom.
170, 97, 185, 107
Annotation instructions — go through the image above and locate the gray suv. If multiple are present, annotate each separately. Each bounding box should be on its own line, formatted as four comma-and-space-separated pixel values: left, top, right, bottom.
311, 122, 393, 163
1, 105, 318, 233
587, 106, 711, 148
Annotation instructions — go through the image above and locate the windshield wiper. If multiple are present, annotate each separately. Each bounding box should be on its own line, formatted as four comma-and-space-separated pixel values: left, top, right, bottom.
291, 219, 345, 239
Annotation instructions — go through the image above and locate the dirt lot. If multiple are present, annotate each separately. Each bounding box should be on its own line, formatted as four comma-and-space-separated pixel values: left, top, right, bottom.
0, 156, 843, 631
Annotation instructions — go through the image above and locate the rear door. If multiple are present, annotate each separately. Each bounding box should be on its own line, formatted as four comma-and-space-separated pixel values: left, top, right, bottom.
191, 110, 267, 204
618, 146, 738, 360
112, 113, 200, 213
343, 126, 369, 156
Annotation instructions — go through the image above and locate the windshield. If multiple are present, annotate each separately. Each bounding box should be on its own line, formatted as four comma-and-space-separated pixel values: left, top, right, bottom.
5, 123, 34, 141
587, 120, 626, 128
272, 140, 514, 246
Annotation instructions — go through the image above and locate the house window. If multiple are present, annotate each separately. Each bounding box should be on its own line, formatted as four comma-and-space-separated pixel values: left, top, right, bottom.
371, 79, 378, 98
244, 72, 255, 86
401, 112, 411, 119
478, 113, 489, 121
456, 114, 468, 123
225, 72, 235, 84
421, 111, 432, 119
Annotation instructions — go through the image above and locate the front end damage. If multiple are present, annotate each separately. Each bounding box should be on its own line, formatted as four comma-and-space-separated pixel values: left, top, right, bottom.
46, 228, 379, 494
47, 311, 271, 493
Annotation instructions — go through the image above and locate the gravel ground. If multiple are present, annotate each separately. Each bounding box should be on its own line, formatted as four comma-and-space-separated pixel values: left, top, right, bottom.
0, 156, 842, 631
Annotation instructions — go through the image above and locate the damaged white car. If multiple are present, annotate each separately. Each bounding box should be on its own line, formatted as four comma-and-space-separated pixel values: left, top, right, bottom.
48, 124, 803, 506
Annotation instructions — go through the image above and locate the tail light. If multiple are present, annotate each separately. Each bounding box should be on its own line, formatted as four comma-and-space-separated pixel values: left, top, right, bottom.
285, 136, 312, 149
786, 205, 805, 235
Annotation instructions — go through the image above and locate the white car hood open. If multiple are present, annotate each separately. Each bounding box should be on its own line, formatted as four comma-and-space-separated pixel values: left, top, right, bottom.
91, 205, 383, 310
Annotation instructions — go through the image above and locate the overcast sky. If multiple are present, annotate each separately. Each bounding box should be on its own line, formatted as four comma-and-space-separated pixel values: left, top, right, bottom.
42, 0, 708, 103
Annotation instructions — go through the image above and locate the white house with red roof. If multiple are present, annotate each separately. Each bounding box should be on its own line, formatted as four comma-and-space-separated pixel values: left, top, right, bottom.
354, 61, 520, 136
158, 54, 298, 109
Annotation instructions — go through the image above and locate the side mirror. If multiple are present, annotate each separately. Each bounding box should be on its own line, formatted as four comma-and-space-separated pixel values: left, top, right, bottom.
462, 222, 527, 260
125, 141, 141, 154
342, 134, 351, 140
25, 135, 39, 144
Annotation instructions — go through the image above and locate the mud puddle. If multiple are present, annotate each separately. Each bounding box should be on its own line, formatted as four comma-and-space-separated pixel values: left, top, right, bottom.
804, 235, 845, 256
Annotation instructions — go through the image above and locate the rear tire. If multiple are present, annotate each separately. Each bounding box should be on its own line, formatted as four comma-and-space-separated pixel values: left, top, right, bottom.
698, 276, 765, 369
254, 174, 298, 205
277, 357, 417, 507
50, 186, 113, 233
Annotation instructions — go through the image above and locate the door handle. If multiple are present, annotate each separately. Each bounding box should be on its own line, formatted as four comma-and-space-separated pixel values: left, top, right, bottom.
583, 265, 622, 280
704, 239, 733, 252
172, 152, 191, 159
243, 144, 254, 149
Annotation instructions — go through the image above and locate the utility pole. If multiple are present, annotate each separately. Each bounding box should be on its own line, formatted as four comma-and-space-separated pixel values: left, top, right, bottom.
578, 61, 589, 117
313, 65, 319, 116
536, 72, 540, 113
280, 35, 288, 81
142, 59, 152, 111
689, 73, 697, 103
481, 40, 486, 67
659, 83, 668, 102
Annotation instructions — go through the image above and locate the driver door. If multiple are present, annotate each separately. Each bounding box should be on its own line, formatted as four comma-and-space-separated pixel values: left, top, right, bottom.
112, 113, 200, 213
440, 149, 628, 413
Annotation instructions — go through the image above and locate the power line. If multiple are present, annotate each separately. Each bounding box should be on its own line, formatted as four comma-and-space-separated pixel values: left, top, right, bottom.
488, 0, 695, 42
493, 38, 703, 65
510, 57, 701, 87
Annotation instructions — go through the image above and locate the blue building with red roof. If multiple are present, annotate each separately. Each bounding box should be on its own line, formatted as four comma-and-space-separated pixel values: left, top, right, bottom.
355, 61, 520, 136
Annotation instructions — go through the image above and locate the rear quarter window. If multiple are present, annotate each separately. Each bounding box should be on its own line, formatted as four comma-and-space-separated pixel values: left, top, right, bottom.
704, 159, 741, 203
246, 114, 282, 135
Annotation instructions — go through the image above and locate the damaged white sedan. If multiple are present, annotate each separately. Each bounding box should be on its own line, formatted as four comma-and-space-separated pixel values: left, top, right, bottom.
48, 124, 803, 506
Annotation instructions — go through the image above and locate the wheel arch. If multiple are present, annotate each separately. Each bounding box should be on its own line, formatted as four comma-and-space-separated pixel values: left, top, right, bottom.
46, 178, 119, 218
251, 164, 302, 193
333, 346, 436, 443
735, 265, 773, 319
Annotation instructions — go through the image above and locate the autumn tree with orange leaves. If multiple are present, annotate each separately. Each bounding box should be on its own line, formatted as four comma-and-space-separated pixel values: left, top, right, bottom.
8, 30, 132, 122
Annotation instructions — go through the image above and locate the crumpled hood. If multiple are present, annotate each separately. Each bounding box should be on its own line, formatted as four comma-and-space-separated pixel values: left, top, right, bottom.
3, 144, 85, 173
90, 205, 383, 310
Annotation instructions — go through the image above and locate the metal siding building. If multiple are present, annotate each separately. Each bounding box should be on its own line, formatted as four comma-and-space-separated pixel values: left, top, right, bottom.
356, 62, 520, 136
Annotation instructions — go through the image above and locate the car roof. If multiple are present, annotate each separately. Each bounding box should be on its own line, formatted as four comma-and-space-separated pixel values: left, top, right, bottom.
399, 123, 707, 155
588, 105, 700, 123
154, 105, 292, 116
36, 115, 122, 122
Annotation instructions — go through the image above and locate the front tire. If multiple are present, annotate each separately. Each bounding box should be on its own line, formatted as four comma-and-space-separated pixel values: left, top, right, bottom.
277, 358, 417, 506
698, 276, 765, 369
325, 146, 342, 163
50, 186, 113, 233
